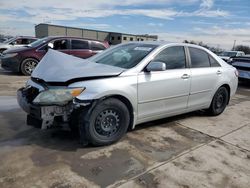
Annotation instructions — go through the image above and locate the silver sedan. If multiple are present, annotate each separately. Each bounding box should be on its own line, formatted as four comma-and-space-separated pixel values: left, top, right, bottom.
17, 42, 238, 146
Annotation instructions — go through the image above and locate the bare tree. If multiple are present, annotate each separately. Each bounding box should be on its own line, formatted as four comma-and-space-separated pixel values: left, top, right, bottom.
233, 45, 250, 54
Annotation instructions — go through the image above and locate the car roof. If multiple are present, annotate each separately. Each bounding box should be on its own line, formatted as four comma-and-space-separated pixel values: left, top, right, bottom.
15, 36, 38, 39
119, 41, 210, 50
223, 50, 244, 53
44, 36, 106, 43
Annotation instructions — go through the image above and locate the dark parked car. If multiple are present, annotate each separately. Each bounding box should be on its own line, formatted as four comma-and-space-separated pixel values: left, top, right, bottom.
231, 56, 250, 81
1, 36, 109, 75
219, 51, 245, 63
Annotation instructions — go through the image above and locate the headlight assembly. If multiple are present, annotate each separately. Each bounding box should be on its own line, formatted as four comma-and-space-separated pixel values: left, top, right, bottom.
33, 87, 85, 105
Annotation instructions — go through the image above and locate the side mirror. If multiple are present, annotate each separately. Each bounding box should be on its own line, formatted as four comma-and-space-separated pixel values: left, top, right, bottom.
146, 61, 166, 72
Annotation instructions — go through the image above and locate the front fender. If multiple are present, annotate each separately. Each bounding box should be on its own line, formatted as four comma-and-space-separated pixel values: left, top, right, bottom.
69, 75, 138, 117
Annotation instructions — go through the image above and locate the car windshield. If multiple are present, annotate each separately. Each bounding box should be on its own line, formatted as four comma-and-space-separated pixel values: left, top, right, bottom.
220, 51, 237, 57
90, 43, 157, 69
28, 37, 49, 48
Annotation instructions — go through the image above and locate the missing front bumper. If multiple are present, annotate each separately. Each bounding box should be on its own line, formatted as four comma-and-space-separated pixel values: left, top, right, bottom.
17, 87, 74, 129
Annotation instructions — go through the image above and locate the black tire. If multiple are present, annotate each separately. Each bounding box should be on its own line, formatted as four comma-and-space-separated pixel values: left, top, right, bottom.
20, 58, 39, 76
208, 87, 229, 116
78, 98, 130, 146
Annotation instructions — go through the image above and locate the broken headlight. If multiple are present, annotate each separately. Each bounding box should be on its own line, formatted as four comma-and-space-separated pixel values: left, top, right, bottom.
33, 87, 85, 105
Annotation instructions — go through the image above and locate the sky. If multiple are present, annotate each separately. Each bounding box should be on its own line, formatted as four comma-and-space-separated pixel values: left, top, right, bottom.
0, 0, 249, 49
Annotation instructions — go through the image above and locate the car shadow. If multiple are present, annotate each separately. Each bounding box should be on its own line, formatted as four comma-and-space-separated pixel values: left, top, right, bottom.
238, 80, 250, 88
0, 68, 24, 76
1, 109, 207, 152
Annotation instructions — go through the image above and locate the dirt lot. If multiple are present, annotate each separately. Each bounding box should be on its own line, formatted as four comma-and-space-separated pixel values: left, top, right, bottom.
0, 68, 249, 188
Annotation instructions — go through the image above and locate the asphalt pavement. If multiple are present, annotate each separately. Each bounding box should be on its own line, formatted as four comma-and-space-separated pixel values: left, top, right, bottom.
0, 68, 249, 188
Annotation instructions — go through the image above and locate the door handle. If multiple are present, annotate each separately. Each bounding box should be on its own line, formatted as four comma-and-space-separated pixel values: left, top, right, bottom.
216, 70, 222, 75
181, 74, 190, 79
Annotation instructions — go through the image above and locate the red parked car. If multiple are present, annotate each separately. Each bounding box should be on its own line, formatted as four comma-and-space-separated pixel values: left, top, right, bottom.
1, 36, 109, 75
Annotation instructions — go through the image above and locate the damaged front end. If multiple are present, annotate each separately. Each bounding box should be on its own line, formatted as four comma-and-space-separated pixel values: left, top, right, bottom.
17, 49, 124, 130
17, 84, 86, 129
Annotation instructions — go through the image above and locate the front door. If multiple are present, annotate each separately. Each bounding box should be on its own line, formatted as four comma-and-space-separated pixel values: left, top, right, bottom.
137, 46, 191, 120
51, 39, 71, 55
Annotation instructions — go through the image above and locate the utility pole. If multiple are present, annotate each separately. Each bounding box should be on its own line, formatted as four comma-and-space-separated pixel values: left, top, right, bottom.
232, 40, 236, 50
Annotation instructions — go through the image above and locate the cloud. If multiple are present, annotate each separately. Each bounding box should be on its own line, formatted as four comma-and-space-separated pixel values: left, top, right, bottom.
156, 26, 250, 49
0, 7, 229, 26
148, 23, 164, 27
0, 0, 229, 25
0, 0, 198, 10
193, 26, 250, 37
200, 0, 214, 9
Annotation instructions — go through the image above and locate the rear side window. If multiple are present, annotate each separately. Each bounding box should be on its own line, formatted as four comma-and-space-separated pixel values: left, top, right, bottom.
209, 55, 221, 67
71, 40, 89, 49
153, 46, 186, 69
28, 39, 37, 44
21, 38, 29, 44
189, 47, 210, 68
91, 42, 106, 51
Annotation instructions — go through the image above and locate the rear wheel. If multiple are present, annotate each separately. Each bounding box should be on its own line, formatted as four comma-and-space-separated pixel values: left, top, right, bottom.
78, 98, 130, 146
208, 87, 229, 116
20, 58, 39, 76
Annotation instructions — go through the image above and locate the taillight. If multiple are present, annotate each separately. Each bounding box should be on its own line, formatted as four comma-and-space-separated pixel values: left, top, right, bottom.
234, 69, 239, 77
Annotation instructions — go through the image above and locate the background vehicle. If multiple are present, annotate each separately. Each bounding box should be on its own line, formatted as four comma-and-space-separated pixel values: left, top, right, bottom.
231, 56, 250, 81
1, 36, 109, 75
219, 50, 245, 63
17, 42, 238, 146
0, 36, 37, 54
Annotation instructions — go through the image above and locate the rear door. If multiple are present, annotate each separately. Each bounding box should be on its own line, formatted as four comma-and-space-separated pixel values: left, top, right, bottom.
137, 46, 191, 120
70, 39, 93, 58
187, 47, 222, 109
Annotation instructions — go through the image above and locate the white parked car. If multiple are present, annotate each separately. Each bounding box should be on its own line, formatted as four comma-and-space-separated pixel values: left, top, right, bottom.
17, 42, 238, 146
219, 51, 245, 63
0, 36, 37, 54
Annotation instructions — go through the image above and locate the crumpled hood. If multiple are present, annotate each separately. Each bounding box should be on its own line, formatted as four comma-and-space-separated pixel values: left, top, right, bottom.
32, 49, 125, 83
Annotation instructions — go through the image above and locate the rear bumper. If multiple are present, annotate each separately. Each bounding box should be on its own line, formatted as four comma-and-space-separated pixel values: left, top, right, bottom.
17, 87, 73, 129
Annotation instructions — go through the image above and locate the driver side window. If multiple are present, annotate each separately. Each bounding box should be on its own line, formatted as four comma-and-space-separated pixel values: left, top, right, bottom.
153, 46, 186, 69
52, 39, 69, 50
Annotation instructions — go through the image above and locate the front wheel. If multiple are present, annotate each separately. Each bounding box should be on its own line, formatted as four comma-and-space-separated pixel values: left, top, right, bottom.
208, 87, 229, 116
20, 58, 39, 76
78, 98, 130, 146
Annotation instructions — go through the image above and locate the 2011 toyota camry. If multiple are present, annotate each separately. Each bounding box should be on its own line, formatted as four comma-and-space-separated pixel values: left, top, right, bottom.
17, 42, 238, 146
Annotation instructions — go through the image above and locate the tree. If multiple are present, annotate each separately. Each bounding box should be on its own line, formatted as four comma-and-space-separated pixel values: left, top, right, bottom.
233, 45, 250, 54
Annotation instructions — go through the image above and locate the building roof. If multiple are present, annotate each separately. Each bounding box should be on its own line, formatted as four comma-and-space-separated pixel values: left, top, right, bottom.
35, 23, 157, 39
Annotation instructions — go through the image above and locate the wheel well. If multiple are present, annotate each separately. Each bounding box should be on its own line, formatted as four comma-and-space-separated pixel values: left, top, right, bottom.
0, 48, 7, 52
104, 95, 134, 131
19, 57, 39, 72
220, 84, 231, 104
